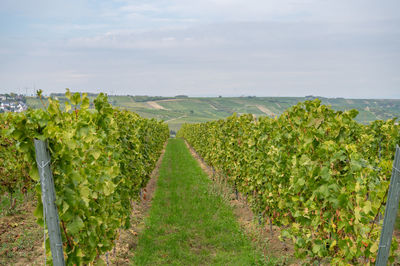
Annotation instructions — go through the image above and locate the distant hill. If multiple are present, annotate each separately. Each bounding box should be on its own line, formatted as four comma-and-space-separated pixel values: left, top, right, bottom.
26, 95, 400, 132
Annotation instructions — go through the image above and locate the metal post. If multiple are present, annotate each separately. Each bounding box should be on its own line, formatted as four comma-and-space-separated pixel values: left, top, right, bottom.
35, 139, 65, 266
376, 145, 400, 265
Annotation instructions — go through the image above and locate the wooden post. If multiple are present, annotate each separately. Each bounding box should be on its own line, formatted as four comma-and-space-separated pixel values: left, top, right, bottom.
34, 139, 65, 266
376, 145, 400, 265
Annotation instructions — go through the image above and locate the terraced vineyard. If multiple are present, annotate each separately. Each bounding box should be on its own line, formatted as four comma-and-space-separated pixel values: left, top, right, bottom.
27, 95, 400, 133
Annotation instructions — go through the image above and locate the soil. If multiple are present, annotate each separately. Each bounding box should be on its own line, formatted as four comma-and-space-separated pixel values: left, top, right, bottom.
184, 140, 299, 265
0, 200, 44, 266
256, 105, 275, 117
147, 101, 168, 110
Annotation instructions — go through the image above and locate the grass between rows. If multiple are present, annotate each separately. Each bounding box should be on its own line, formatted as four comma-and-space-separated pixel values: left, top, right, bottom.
133, 138, 276, 265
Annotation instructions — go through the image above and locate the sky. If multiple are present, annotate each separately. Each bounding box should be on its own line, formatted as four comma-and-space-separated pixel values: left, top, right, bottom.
0, 0, 399, 98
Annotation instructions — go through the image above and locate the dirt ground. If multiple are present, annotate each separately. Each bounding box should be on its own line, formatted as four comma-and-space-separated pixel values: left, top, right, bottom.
256, 105, 275, 117
147, 101, 168, 110
0, 199, 44, 266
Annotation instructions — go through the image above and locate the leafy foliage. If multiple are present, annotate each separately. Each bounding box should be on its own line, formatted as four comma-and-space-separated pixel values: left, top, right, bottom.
178, 99, 400, 264
0, 113, 31, 212
5, 90, 169, 264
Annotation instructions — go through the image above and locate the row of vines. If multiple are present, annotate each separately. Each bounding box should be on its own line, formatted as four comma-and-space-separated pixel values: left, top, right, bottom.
0, 90, 169, 264
178, 99, 400, 264
0, 114, 31, 212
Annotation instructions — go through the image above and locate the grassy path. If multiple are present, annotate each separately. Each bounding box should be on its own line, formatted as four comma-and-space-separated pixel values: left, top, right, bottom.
133, 139, 272, 265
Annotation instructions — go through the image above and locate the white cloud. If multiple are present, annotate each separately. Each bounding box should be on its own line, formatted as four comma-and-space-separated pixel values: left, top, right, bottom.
0, 0, 399, 97
119, 3, 161, 13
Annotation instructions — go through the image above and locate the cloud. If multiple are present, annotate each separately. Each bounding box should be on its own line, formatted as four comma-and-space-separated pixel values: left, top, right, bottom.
0, 0, 399, 98
119, 3, 161, 13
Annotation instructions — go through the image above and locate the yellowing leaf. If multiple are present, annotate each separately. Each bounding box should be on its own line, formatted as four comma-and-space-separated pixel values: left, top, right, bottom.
71, 92, 81, 105
370, 242, 379, 253
29, 167, 40, 181
80, 185, 91, 206
81, 97, 90, 110
92, 150, 101, 160
330, 240, 337, 251
354, 206, 361, 223
363, 201, 372, 214
65, 101, 71, 112
65, 88, 71, 100
103, 181, 116, 196
61, 202, 69, 215
355, 182, 360, 192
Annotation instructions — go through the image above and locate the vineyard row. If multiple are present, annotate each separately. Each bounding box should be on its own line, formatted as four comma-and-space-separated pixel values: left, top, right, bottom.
0, 90, 169, 265
178, 99, 400, 264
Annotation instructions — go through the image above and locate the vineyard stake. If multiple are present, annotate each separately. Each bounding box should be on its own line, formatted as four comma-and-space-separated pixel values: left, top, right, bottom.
35, 139, 65, 266
376, 145, 400, 265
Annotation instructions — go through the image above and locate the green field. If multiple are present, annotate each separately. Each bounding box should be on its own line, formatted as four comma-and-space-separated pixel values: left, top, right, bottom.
26, 95, 400, 132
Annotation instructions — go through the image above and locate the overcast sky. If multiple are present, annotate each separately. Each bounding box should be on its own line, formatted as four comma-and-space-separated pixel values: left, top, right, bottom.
0, 0, 399, 98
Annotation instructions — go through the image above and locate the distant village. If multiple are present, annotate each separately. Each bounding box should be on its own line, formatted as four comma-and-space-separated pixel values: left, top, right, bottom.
0, 94, 28, 113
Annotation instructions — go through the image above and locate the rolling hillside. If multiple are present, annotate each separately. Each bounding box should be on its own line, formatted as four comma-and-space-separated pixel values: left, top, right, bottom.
26, 95, 400, 132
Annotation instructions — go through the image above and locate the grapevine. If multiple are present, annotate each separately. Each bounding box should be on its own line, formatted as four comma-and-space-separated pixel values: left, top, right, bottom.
178, 99, 400, 264
5, 90, 169, 264
0, 113, 32, 213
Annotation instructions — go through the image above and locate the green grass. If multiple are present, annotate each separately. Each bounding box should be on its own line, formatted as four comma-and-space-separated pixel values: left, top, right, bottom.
0, 194, 42, 265
133, 139, 276, 265
0, 190, 27, 217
